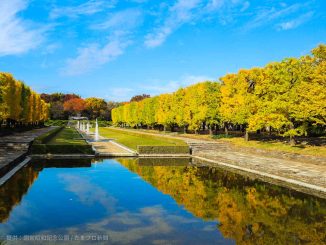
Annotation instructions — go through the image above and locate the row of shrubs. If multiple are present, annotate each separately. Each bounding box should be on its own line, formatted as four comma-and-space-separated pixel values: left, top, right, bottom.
94, 120, 112, 127
33, 126, 64, 144
137, 146, 190, 155
45, 120, 68, 127
137, 157, 191, 165
45, 120, 111, 127
30, 144, 94, 155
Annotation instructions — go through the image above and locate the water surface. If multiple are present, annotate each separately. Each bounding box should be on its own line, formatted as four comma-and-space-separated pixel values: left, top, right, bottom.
0, 158, 325, 244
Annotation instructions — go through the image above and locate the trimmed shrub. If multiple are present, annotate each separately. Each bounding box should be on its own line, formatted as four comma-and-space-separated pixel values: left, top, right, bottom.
45, 120, 68, 127
137, 145, 190, 155
137, 157, 191, 166
211, 134, 234, 139
33, 126, 64, 144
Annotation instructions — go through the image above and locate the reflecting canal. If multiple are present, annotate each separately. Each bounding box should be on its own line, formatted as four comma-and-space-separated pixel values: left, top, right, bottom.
0, 158, 325, 244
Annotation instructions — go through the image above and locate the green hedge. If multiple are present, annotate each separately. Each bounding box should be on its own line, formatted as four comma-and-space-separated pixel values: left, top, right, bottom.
31, 144, 94, 155
211, 134, 234, 139
45, 120, 68, 127
137, 145, 190, 155
33, 126, 64, 144
137, 157, 191, 166
96, 120, 112, 127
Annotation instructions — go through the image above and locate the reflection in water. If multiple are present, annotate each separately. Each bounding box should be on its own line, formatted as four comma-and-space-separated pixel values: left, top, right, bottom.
0, 165, 39, 223
0, 159, 92, 223
32, 158, 93, 170
0, 157, 325, 244
117, 158, 326, 245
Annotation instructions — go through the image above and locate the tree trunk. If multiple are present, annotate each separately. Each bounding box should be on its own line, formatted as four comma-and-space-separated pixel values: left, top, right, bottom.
163, 125, 166, 132
183, 126, 187, 134
209, 126, 213, 135
215, 124, 218, 135
289, 124, 296, 145
244, 130, 249, 141
289, 135, 296, 146
224, 122, 228, 135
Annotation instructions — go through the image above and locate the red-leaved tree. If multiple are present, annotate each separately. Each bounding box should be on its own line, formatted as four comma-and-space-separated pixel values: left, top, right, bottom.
63, 98, 85, 115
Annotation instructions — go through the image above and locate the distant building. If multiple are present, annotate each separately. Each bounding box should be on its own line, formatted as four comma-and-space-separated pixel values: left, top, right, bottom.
69, 116, 88, 120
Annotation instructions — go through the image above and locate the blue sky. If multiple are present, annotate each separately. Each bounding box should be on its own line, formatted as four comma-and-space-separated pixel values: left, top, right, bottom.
0, 0, 325, 101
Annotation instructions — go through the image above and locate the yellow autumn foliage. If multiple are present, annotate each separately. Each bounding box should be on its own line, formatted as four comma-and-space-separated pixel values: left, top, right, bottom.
0, 72, 49, 125
111, 44, 325, 139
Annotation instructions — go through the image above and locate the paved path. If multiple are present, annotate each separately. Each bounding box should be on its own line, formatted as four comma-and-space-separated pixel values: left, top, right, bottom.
0, 127, 56, 176
91, 141, 137, 156
109, 127, 326, 197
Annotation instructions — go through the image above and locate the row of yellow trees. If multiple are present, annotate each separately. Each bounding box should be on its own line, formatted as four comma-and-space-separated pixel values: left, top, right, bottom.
112, 45, 326, 141
112, 81, 220, 133
0, 72, 49, 127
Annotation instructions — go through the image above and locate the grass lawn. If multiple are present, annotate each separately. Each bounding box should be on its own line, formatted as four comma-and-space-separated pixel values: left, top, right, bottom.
47, 127, 87, 145
98, 127, 187, 150
220, 137, 326, 157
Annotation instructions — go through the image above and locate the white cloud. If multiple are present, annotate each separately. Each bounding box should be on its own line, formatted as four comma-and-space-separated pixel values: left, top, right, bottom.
0, 0, 46, 56
144, 0, 251, 48
142, 75, 215, 95
205, 0, 225, 11
204, 0, 250, 25
37, 205, 179, 244
62, 7, 142, 76
106, 88, 135, 102
50, 0, 116, 19
62, 33, 131, 76
243, 3, 306, 31
59, 173, 117, 211
240, 1, 250, 12
144, 0, 202, 48
91, 9, 142, 30
278, 11, 313, 30
102, 75, 214, 102
42, 43, 61, 55
129, 0, 149, 3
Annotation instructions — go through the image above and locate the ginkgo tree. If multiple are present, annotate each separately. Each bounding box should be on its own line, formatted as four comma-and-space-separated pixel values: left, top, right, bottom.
111, 44, 326, 144
0, 72, 49, 128
112, 81, 222, 133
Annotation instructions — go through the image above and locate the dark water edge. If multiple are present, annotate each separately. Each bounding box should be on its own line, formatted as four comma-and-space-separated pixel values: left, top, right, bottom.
0, 157, 325, 245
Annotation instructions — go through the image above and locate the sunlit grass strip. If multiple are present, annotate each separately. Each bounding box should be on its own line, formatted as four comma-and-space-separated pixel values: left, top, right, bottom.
98, 127, 187, 150
47, 127, 87, 145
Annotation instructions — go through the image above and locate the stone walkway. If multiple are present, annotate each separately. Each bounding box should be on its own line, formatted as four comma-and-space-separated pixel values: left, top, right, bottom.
109, 127, 326, 197
0, 127, 56, 176
91, 141, 137, 156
